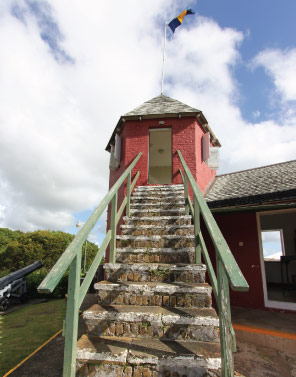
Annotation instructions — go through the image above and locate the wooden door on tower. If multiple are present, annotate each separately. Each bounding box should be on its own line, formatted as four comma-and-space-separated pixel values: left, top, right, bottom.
148, 128, 172, 184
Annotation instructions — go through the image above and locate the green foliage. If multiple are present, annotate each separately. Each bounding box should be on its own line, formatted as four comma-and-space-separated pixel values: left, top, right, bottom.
0, 228, 100, 298
26, 270, 69, 299
1, 230, 75, 271
0, 229, 98, 273
0, 228, 23, 254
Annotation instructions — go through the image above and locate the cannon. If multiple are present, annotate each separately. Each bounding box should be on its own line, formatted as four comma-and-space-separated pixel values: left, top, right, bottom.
0, 261, 43, 311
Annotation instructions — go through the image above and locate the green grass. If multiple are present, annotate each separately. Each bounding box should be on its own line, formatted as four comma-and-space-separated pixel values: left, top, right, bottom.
0, 299, 66, 376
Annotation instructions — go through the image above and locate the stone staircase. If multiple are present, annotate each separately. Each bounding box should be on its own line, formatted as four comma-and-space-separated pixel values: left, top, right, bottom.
76, 184, 221, 377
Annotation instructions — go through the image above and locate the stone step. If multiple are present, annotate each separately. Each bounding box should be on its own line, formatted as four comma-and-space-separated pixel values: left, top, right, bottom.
130, 201, 185, 209
116, 248, 195, 264
120, 224, 194, 236
83, 305, 219, 343
116, 235, 194, 249
134, 184, 184, 192
95, 281, 212, 308
123, 216, 192, 226
131, 195, 185, 203
76, 335, 221, 377
132, 192, 185, 200
104, 263, 205, 283
130, 208, 186, 217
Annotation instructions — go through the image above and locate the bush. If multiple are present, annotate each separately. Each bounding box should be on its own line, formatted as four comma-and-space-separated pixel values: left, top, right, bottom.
26, 270, 69, 299
1, 229, 98, 273
0, 228, 100, 299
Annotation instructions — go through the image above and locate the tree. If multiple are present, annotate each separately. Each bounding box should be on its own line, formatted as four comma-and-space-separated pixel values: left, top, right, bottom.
0, 229, 99, 273
0, 228, 100, 298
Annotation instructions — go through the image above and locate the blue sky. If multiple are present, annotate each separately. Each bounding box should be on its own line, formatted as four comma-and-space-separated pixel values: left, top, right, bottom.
0, 1, 295, 240
199, 0, 296, 123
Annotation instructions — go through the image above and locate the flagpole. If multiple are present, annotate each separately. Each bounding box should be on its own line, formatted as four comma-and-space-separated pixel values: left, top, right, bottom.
161, 22, 167, 95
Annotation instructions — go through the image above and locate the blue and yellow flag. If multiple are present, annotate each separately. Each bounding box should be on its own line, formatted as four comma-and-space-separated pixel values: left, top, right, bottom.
168, 9, 195, 33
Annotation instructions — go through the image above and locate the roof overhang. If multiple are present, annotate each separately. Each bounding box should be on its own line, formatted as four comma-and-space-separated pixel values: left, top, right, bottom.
207, 189, 296, 213
105, 111, 221, 152
210, 200, 296, 214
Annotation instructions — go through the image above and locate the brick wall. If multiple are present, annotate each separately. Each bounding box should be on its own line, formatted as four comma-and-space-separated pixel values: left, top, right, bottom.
106, 115, 217, 261
203, 212, 265, 310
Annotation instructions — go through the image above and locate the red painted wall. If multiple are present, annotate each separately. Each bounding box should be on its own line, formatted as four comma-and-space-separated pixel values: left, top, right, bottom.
119, 116, 215, 190
204, 212, 265, 309
106, 115, 216, 261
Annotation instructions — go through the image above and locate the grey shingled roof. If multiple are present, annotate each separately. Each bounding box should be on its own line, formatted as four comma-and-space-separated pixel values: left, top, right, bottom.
124, 94, 200, 116
206, 160, 296, 208
106, 94, 220, 151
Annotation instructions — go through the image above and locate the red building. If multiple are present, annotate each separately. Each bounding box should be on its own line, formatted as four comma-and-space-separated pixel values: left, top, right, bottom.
106, 94, 296, 312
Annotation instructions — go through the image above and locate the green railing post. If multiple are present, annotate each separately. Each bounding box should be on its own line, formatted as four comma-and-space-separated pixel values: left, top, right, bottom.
126, 172, 131, 217
184, 173, 189, 216
194, 195, 201, 263
110, 191, 118, 263
217, 255, 234, 377
63, 250, 82, 377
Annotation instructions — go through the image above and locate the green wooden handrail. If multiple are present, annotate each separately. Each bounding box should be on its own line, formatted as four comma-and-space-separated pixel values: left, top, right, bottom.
177, 150, 248, 377
177, 150, 248, 292
37, 152, 142, 377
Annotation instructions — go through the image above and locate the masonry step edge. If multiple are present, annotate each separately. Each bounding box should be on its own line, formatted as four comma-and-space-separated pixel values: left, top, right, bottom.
83, 305, 219, 326
76, 335, 221, 370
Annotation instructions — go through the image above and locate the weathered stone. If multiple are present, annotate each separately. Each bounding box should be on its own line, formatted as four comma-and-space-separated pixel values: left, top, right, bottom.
142, 296, 149, 306
124, 366, 133, 377
116, 323, 124, 336
177, 296, 184, 306
130, 295, 137, 305
79, 184, 222, 376
133, 368, 142, 377
170, 296, 177, 307
142, 368, 151, 377
163, 296, 169, 306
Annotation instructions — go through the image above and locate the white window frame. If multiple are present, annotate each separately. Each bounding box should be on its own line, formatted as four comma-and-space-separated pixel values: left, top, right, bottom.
256, 209, 296, 311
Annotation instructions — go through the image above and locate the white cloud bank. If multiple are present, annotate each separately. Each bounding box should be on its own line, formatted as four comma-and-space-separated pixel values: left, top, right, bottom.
0, 1, 295, 232
253, 48, 296, 102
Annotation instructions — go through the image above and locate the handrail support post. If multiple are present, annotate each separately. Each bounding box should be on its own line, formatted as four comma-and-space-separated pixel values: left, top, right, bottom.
126, 173, 131, 217
217, 255, 234, 376
110, 192, 118, 263
63, 250, 81, 377
184, 173, 189, 216
194, 196, 201, 263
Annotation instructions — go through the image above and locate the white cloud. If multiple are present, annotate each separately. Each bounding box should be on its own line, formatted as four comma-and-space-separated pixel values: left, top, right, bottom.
252, 110, 260, 118
0, 1, 295, 233
0, 0, 176, 231
261, 231, 281, 243
253, 48, 296, 102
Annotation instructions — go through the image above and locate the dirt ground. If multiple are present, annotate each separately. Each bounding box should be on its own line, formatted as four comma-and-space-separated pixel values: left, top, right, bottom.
234, 339, 296, 377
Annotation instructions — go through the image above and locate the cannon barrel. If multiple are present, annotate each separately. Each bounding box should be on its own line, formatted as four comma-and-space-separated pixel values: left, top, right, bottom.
0, 261, 43, 290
